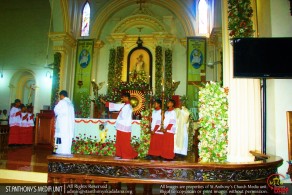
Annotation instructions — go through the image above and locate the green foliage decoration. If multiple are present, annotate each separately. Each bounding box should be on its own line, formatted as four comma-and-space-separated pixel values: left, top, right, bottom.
137, 109, 151, 158
79, 92, 91, 118
114, 46, 124, 87
164, 48, 173, 100
228, 0, 255, 38
198, 82, 229, 162
155, 46, 163, 97
50, 52, 61, 109
107, 48, 116, 96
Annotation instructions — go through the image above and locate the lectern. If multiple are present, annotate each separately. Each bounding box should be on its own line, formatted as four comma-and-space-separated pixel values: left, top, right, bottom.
35, 110, 55, 148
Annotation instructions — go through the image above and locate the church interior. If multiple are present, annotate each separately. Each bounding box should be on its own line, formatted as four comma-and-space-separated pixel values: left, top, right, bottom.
0, 0, 292, 191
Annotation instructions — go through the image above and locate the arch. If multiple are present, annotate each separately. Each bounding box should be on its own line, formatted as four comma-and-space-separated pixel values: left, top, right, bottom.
91, 0, 195, 40
113, 14, 167, 33
127, 45, 153, 87
9, 70, 36, 106
49, 0, 69, 33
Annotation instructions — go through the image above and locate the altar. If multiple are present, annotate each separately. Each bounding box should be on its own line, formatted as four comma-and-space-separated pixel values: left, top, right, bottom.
74, 118, 141, 142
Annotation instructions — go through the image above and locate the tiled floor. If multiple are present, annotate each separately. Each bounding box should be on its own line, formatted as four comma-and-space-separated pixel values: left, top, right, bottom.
0, 144, 52, 173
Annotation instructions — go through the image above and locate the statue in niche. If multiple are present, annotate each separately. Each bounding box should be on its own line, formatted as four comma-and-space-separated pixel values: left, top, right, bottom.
130, 53, 147, 83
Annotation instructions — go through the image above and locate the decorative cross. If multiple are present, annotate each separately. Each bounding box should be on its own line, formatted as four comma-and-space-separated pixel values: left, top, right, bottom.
137, 0, 146, 10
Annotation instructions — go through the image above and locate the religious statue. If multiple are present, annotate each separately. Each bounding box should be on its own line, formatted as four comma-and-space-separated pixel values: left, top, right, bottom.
130, 54, 147, 83
91, 81, 105, 98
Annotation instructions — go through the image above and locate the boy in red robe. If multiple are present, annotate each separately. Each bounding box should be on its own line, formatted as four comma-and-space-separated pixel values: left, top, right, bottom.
147, 99, 163, 159
101, 93, 138, 159
161, 99, 177, 160
8, 99, 22, 145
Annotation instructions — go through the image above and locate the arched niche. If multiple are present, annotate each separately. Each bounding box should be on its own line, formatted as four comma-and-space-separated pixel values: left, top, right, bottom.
9, 70, 36, 107
127, 42, 153, 87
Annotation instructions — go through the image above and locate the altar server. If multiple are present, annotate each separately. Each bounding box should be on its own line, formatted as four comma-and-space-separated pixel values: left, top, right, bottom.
147, 99, 163, 158
174, 106, 190, 156
54, 90, 75, 154
8, 99, 22, 145
161, 99, 177, 160
19, 105, 34, 144
101, 93, 138, 159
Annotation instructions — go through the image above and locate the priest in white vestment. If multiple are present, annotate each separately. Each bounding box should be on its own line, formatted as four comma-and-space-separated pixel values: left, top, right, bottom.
54, 90, 75, 154
174, 106, 190, 156
101, 92, 138, 159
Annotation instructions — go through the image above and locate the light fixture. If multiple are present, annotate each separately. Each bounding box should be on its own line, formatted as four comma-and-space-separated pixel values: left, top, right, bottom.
0, 67, 3, 78
46, 71, 52, 79
207, 60, 222, 68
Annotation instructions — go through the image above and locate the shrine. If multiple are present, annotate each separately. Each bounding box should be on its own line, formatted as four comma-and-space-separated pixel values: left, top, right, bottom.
1, 0, 292, 192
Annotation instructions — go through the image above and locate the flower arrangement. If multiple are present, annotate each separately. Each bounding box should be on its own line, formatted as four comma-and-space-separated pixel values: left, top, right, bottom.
71, 133, 116, 156
228, 0, 255, 38
129, 70, 148, 83
136, 109, 151, 158
198, 82, 229, 162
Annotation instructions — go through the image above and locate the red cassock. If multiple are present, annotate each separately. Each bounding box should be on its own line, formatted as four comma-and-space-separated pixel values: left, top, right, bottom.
148, 125, 163, 156
106, 102, 137, 159
115, 130, 138, 159
8, 110, 21, 145
160, 108, 176, 160
160, 124, 175, 160
20, 113, 33, 144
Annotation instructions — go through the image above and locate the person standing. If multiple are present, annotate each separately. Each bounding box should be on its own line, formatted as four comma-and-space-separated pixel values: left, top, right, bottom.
147, 99, 163, 159
174, 106, 190, 157
54, 90, 75, 154
8, 99, 22, 145
161, 99, 177, 160
100, 93, 138, 159
0, 109, 9, 125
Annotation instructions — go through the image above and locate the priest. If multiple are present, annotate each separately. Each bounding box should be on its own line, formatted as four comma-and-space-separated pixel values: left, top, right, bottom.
54, 90, 75, 154
174, 106, 190, 157
101, 92, 138, 159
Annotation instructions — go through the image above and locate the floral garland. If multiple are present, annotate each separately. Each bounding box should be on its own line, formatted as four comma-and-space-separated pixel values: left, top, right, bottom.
72, 133, 115, 156
228, 0, 255, 38
155, 46, 163, 97
107, 48, 116, 96
137, 109, 151, 158
79, 92, 91, 118
114, 46, 124, 87
165, 49, 173, 100
198, 82, 229, 162
50, 52, 61, 109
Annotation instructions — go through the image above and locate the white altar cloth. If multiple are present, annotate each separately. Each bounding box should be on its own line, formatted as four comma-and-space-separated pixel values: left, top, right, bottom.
74, 118, 141, 142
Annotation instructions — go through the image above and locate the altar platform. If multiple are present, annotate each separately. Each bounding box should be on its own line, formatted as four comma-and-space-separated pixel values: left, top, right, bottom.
0, 142, 284, 194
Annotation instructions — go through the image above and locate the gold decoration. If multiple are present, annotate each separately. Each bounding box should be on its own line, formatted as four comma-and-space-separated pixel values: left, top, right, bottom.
129, 90, 145, 115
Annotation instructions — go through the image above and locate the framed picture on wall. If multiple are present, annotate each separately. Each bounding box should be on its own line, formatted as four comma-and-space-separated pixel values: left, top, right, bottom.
127, 46, 152, 85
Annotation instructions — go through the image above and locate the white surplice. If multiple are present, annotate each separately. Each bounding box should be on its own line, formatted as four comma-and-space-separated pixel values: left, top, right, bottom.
108, 102, 132, 132
54, 97, 75, 154
151, 109, 162, 134
163, 109, 176, 134
9, 107, 21, 127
